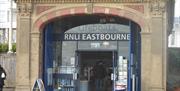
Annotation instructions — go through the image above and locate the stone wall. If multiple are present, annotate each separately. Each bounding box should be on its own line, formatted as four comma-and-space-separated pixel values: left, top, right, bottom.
0, 53, 16, 91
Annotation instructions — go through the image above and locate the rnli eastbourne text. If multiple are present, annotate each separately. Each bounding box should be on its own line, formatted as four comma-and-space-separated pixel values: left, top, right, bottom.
64, 33, 130, 41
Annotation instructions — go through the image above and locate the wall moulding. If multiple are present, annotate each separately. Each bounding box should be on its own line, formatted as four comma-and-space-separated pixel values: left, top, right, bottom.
15, 0, 152, 3
17, 3, 32, 16
149, 0, 165, 16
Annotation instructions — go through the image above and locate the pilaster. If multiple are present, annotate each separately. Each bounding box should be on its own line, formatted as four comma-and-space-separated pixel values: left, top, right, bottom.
141, 32, 152, 91
29, 31, 41, 89
148, 1, 166, 91
15, 3, 32, 91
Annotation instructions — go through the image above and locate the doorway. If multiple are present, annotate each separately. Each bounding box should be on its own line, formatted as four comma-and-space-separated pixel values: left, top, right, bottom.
42, 14, 141, 91
76, 51, 117, 91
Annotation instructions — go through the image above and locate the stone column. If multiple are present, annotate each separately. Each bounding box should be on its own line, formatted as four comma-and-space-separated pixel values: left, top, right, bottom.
30, 31, 41, 89
148, 1, 166, 91
15, 3, 32, 91
149, 16, 165, 91
141, 32, 152, 91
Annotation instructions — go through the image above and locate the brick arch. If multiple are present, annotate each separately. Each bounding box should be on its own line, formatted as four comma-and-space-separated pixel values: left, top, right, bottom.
34, 6, 145, 31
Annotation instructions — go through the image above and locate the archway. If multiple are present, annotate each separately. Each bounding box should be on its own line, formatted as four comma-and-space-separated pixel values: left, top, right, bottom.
33, 6, 143, 91
34, 6, 145, 31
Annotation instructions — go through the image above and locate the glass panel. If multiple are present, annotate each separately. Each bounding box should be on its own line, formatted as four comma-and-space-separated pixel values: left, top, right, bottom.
62, 41, 76, 67
115, 41, 129, 91
118, 41, 130, 58
53, 41, 77, 91
53, 41, 62, 68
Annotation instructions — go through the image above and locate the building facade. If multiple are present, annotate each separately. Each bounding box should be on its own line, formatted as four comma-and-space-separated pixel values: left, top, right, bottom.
168, 17, 180, 47
0, 0, 16, 44
15, 0, 174, 91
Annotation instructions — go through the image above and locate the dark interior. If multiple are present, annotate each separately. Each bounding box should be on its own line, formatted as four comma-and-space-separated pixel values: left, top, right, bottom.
78, 51, 114, 91
80, 51, 113, 67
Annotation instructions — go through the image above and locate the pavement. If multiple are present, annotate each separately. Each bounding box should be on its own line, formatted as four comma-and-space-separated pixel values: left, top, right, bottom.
3, 87, 15, 91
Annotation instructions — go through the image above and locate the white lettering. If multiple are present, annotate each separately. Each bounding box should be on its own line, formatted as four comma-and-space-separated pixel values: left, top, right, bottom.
64, 33, 130, 41
110, 34, 116, 40
64, 34, 69, 40
121, 34, 127, 40
96, 34, 100, 40
100, 34, 105, 40
127, 34, 130, 40
86, 34, 92, 40
116, 34, 121, 40
82, 34, 86, 40
105, 34, 111, 40
68, 34, 74, 40
91, 34, 96, 40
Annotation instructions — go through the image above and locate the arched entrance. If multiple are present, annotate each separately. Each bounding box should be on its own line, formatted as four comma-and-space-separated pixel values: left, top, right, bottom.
42, 14, 141, 91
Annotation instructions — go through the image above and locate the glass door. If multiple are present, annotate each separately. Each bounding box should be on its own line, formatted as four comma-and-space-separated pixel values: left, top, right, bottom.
75, 51, 119, 91
115, 56, 128, 91
53, 41, 77, 91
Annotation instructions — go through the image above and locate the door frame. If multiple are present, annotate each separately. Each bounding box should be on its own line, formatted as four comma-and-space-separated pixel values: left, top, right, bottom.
75, 50, 118, 91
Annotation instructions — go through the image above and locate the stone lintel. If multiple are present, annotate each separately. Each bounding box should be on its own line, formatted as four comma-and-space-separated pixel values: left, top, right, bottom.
15, 0, 152, 4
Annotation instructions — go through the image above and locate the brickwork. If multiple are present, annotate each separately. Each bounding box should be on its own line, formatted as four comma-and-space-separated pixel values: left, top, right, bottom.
34, 5, 145, 31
